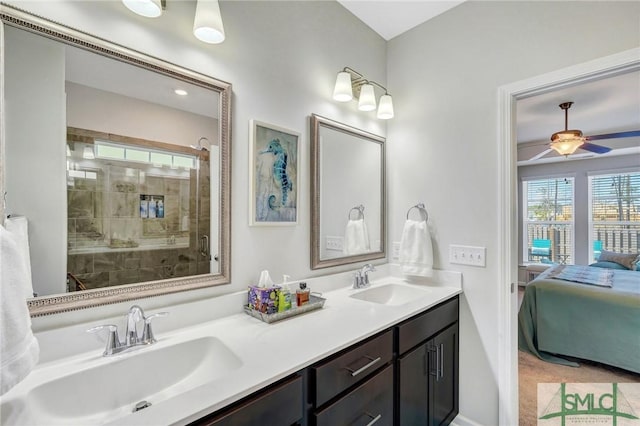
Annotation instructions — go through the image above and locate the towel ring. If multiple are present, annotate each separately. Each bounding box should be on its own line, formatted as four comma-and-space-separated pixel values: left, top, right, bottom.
348, 204, 365, 220
406, 203, 428, 222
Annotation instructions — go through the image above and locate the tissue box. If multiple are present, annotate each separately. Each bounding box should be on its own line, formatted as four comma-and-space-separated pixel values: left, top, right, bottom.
247, 285, 281, 314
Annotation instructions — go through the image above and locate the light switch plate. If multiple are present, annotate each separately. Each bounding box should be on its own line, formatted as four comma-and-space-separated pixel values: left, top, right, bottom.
325, 236, 344, 251
392, 242, 401, 260
449, 244, 486, 267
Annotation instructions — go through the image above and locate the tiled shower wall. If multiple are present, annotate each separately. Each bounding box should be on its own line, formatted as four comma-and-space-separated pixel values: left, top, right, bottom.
67, 143, 210, 290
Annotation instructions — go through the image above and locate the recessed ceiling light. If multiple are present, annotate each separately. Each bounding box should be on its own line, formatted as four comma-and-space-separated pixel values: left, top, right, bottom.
174, 89, 188, 96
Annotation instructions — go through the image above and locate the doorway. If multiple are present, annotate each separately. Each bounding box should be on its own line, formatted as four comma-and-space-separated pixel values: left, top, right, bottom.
496, 47, 640, 425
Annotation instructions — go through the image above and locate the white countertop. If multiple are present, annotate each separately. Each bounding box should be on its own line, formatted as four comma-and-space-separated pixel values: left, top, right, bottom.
1, 266, 462, 426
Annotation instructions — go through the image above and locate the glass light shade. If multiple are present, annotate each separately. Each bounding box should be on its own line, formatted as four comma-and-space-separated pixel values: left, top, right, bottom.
377, 94, 394, 119
333, 72, 353, 102
83, 146, 95, 160
550, 137, 584, 156
122, 0, 162, 18
358, 84, 376, 111
193, 0, 226, 44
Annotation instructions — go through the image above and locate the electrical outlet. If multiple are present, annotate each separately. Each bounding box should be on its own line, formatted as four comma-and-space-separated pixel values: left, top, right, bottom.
392, 242, 401, 260
449, 244, 486, 267
325, 236, 344, 251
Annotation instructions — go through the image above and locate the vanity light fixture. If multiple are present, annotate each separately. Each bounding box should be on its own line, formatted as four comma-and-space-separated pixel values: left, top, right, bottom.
121, 0, 226, 44
332, 67, 394, 119
82, 146, 95, 160
122, 0, 163, 18
193, 0, 226, 44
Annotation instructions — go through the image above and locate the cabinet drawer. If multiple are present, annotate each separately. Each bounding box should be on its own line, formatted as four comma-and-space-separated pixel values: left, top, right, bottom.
313, 329, 393, 407
194, 375, 303, 426
397, 296, 458, 355
313, 364, 393, 426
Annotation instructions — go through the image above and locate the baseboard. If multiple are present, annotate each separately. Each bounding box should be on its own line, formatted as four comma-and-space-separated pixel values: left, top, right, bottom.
451, 413, 484, 426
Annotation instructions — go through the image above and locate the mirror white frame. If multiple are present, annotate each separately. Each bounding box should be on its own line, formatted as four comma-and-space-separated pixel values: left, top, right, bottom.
0, 4, 232, 316
310, 114, 386, 269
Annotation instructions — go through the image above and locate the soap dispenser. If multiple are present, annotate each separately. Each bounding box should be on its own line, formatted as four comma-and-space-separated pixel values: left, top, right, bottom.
278, 275, 292, 312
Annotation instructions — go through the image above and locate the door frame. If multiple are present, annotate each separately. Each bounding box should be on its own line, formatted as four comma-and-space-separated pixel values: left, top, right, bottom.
496, 47, 640, 426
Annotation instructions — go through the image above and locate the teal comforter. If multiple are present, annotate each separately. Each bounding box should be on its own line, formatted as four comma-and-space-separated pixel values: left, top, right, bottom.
518, 266, 640, 373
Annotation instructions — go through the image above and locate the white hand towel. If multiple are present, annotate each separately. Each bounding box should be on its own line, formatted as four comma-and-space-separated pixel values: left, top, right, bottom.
399, 219, 433, 277
0, 225, 40, 396
343, 219, 370, 255
5, 216, 34, 298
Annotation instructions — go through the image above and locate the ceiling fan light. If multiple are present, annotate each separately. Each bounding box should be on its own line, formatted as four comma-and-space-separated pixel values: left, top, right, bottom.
193, 0, 226, 44
333, 71, 353, 102
122, 0, 162, 18
550, 138, 584, 156
358, 84, 376, 111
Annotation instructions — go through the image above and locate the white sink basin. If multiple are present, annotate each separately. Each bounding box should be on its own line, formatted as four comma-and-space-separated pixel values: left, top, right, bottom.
13, 336, 242, 425
350, 283, 431, 306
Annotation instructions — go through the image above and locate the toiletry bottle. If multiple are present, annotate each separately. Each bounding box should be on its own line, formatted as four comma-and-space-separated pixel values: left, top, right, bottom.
296, 282, 310, 306
278, 275, 292, 312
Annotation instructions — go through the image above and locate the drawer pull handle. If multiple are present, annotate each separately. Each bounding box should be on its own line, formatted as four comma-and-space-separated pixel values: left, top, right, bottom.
364, 412, 382, 426
346, 356, 381, 377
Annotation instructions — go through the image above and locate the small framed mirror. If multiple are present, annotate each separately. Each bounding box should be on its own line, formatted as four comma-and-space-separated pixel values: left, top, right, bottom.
310, 114, 386, 269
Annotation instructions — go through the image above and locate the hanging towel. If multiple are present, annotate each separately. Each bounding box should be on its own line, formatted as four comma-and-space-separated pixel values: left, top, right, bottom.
343, 219, 370, 255
0, 225, 40, 396
399, 219, 433, 277
5, 216, 34, 299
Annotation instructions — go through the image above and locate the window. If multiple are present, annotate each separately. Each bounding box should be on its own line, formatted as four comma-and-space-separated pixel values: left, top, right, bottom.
589, 171, 640, 261
522, 177, 574, 264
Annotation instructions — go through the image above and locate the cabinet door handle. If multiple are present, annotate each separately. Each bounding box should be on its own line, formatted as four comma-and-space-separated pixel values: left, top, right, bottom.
439, 343, 444, 381
435, 344, 441, 381
345, 356, 381, 377
427, 344, 437, 377
364, 412, 382, 426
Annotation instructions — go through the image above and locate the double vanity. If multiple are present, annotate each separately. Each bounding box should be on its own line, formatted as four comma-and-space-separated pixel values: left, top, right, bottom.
0, 266, 462, 425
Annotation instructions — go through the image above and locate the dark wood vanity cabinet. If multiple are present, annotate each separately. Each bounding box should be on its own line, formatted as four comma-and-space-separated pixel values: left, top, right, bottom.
396, 297, 459, 426
310, 330, 394, 425
192, 375, 303, 426
193, 295, 459, 426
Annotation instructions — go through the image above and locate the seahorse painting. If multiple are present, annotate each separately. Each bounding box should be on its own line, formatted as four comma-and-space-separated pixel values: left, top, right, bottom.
260, 138, 292, 208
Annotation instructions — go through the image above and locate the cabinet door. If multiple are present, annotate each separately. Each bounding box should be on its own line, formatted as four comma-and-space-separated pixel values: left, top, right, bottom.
398, 343, 429, 425
193, 375, 303, 426
429, 323, 458, 426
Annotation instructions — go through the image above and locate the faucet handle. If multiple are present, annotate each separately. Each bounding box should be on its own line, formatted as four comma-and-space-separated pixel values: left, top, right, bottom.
142, 312, 169, 344
87, 324, 122, 356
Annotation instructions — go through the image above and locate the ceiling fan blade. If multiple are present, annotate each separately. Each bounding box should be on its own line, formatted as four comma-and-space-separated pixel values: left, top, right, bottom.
586, 130, 640, 141
528, 148, 553, 161
580, 142, 612, 154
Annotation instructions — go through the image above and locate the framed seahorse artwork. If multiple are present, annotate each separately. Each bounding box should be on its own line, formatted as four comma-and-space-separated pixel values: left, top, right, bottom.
249, 120, 300, 226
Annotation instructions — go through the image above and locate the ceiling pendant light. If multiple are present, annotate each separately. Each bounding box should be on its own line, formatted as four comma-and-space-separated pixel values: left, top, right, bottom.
333, 71, 353, 102
377, 94, 394, 119
193, 0, 226, 44
122, 0, 162, 18
358, 83, 376, 111
549, 102, 585, 156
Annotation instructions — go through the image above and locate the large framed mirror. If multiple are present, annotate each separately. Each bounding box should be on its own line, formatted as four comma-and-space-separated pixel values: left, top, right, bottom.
0, 5, 231, 316
310, 114, 385, 269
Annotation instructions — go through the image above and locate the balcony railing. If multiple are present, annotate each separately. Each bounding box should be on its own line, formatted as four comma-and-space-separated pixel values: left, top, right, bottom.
525, 222, 573, 264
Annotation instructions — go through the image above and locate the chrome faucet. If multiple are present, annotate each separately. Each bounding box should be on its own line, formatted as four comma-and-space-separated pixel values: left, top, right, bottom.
87, 305, 168, 356
353, 264, 376, 289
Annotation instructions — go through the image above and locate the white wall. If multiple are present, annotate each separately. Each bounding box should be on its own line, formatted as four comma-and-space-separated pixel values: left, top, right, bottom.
66, 82, 218, 149
5, 27, 67, 296
3, 1, 388, 326
387, 2, 640, 424
518, 155, 640, 265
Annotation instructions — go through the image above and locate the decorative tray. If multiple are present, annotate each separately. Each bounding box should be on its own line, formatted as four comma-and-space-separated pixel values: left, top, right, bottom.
243, 294, 326, 324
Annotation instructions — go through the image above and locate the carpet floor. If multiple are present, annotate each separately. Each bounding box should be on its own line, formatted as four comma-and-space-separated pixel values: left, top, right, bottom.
518, 350, 640, 425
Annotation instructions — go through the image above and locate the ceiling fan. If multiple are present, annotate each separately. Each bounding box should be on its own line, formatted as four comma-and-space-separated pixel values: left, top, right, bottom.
528, 101, 640, 161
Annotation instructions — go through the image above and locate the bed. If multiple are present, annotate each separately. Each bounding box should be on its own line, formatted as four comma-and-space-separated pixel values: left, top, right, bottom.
518, 263, 640, 374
